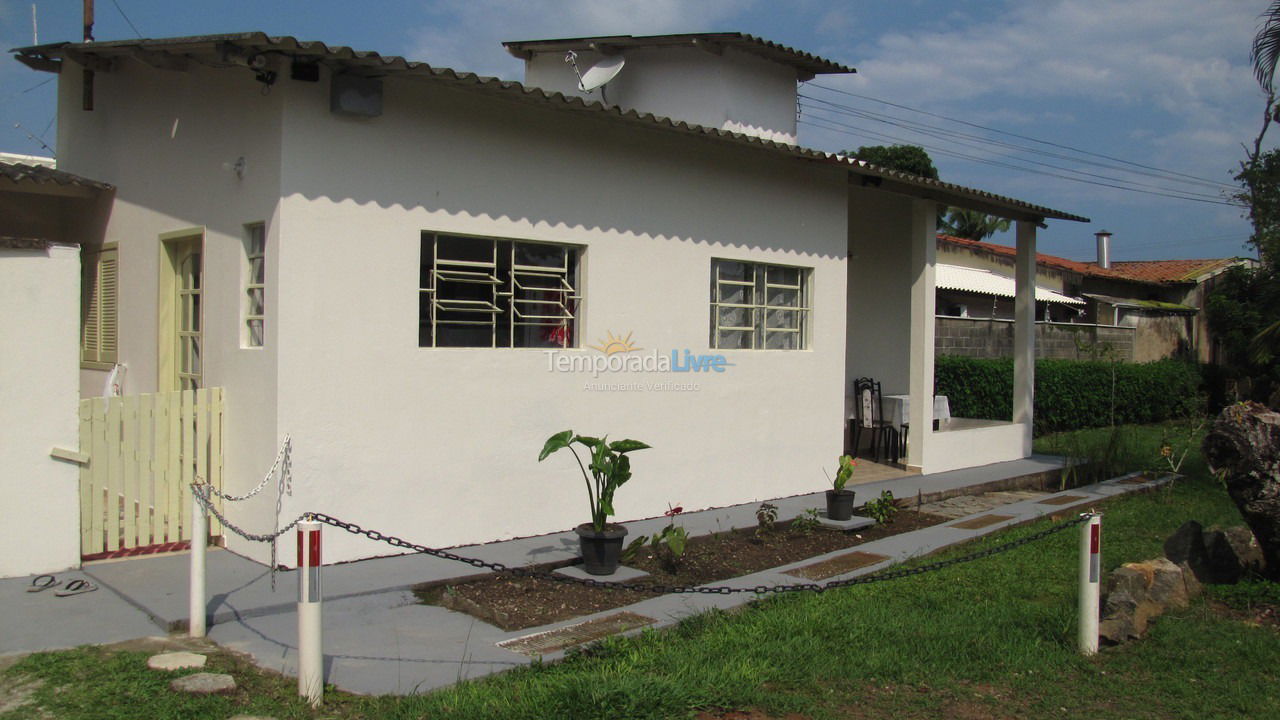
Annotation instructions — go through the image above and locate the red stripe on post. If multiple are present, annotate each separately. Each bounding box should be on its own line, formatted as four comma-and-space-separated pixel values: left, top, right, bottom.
309, 528, 321, 567
297, 529, 304, 567
1090, 523, 1100, 554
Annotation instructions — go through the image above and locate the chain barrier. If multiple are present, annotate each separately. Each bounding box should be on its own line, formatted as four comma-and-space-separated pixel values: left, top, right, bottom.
191, 435, 293, 588
197, 487, 1090, 595
308, 511, 1091, 595
202, 434, 292, 502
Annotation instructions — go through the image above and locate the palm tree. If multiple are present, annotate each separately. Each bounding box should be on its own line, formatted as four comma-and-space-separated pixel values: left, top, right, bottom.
938, 208, 1011, 241
1254, 1, 1280, 96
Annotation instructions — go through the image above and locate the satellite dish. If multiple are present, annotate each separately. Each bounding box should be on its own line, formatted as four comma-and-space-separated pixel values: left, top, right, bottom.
578, 55, 625, 92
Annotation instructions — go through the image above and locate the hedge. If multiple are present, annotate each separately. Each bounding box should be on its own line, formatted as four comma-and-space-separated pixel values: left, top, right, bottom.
934, 355, 1204, 435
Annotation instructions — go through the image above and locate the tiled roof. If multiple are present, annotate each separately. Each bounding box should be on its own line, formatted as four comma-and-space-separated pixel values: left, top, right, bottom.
937, 235, 1139, 282
0, 161, 113, 191
502, 32, 855, 76
12, 33, 1087, 224
1108, 258, 1250, 283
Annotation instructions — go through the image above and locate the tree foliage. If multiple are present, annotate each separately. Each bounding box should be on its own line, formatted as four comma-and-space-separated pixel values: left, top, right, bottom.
850, 144, 939, 179
939, 208, 1012, 241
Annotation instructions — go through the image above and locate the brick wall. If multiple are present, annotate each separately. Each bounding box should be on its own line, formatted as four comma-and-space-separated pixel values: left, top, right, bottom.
935, 317, 1136, 361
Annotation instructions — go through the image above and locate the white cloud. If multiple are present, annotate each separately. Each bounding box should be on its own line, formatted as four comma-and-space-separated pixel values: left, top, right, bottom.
402, 0, 755, 79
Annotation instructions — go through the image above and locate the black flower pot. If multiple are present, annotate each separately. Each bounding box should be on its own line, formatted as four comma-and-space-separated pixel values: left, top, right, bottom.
575, 523, 629, 576
826, 489, 856, 521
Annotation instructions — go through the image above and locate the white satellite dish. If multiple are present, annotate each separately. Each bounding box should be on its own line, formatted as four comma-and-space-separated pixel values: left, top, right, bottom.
578, 55, 625, 92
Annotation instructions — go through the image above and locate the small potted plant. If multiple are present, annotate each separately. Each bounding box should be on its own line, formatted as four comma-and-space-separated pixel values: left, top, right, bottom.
539, 430, 650, 575
825, 455, 857, 521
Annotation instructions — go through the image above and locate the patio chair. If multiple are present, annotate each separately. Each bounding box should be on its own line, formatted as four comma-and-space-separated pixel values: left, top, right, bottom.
849, 377, 899, 463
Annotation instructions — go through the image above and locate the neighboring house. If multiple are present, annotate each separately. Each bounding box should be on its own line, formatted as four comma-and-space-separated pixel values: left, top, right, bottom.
1104, 257, 1259, 365
934, 234, 1214, 362
0, 161, 112, 577
12, 32, 1086, 566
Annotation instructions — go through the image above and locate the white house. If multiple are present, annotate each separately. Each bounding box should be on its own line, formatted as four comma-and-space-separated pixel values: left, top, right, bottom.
12, 32, 1086, 566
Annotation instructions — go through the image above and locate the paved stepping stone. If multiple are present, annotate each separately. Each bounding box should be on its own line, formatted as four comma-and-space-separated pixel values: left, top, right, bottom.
169, 672, 236, 695
147, 651, 207, 671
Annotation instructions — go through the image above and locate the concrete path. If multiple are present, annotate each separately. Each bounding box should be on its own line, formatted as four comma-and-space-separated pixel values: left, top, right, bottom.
0, 456, 1167, 697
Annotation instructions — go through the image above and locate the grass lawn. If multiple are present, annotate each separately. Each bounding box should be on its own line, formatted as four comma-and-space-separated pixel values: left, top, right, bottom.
3, 421, 1278, 719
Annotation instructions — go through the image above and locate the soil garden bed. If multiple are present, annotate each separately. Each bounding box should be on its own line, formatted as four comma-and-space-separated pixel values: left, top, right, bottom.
415, 510, 950, 630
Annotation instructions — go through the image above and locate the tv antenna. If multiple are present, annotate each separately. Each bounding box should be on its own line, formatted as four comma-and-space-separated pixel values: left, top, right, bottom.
564, 51, 625, 104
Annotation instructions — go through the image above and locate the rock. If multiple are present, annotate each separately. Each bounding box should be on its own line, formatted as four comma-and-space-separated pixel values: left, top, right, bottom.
1202, 402, 1280, 581
1098, 558, 1200, 645
147, 651, 207, 671
1164, 520, 1207, 579
169, 672, 236, 695
1203, 526, 1268, 584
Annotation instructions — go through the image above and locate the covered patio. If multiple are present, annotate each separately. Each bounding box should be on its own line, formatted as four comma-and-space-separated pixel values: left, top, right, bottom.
840, 164, 1088, 474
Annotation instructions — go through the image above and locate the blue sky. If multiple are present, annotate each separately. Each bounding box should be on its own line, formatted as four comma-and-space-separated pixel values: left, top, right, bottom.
0, 0, 1270, 262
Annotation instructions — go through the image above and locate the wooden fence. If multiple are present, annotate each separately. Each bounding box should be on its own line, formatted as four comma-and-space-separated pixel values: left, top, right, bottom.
78, 388, 223, 557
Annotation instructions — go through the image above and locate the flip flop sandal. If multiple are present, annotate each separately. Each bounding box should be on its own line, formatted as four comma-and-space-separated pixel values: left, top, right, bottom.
26, 574, 60, 593
54, 579, 98, 597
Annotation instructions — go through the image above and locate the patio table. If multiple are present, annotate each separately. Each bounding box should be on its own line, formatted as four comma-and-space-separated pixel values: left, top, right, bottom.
881, 394, 951, 431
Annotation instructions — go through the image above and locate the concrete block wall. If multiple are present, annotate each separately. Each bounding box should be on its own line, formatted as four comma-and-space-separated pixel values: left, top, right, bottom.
935, 317, 1135, 362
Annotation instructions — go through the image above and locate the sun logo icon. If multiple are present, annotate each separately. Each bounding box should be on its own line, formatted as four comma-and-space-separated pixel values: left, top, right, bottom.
589, 330, 640, 355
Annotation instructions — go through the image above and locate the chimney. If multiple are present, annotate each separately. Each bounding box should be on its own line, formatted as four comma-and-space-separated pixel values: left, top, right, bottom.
1095, 230, 1112, 269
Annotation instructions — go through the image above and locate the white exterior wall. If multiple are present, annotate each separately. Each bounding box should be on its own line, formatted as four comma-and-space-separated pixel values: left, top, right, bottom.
56, 60, 285, 557
272, 71, 846, 564
0, 244, 81, 578
525, 46, 798, 144
846, 187, 913, 397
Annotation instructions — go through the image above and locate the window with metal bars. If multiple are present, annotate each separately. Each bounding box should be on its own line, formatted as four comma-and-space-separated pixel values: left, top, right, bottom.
710, 259, 810, 350
419, 233, 580, 348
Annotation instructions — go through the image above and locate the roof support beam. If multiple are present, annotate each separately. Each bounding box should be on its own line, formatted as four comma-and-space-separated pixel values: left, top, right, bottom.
1013, 221, 1037, 455
62, 48, 113, 72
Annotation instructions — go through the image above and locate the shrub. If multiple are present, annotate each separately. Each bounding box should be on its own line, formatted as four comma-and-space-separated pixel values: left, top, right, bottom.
935, 355, 1204, 435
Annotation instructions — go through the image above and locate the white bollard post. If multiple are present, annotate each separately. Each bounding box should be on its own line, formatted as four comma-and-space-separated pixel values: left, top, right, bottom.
189, 491, 207, 638
297, 519, 323, 707
1078, 512, 1102, 655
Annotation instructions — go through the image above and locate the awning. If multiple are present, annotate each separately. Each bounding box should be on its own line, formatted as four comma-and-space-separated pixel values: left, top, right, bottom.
936, 264, 1084, 305
1082, 293, 1197, 315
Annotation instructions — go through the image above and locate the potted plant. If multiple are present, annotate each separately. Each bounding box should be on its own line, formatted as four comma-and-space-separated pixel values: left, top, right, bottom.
825, 455, 857, 521
539, 430, 650, 575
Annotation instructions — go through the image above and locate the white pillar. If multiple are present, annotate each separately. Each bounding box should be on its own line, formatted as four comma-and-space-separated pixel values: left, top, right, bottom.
297, 520, 324, 707
1013, 220, 1037, 455
1078, 513, 1102, 655
906, 199, 937, 469
188, 492, 207, 638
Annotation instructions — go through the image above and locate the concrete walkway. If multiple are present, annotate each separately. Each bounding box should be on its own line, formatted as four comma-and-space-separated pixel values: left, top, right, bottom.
2, 457, 1168, 696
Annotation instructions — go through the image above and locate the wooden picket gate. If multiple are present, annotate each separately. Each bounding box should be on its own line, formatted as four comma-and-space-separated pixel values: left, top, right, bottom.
78, 387, 224, 558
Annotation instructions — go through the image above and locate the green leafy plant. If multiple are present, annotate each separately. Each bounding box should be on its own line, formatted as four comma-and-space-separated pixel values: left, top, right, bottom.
790, 508, 822, 535
539, 430, 650, 532
862, 490, 899, 524
755, 502, 779, 536
621, 504, 688, 571
830, 455, 857, 492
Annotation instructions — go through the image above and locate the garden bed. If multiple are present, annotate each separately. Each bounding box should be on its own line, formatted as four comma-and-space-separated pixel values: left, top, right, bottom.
414, 510, 950, 630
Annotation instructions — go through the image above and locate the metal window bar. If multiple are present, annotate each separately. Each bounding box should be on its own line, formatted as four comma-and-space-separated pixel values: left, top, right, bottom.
244, 225, 266, 347
425, 236, 502, 347
509, 244, 578, 347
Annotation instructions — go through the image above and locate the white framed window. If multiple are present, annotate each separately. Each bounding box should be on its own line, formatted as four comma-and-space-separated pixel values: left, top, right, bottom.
419, 232, 580, 348
710, 258, 810, 350
81, 243, 119, 368
242, 223, 266, 347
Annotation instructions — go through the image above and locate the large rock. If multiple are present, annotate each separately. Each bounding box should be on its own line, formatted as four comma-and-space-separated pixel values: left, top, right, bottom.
1202, 402, 1280, 581
1202, 526, 1267, 584
1098, 558, 1200, 645
169, 672, 236, 695
1163, 520, 1208, 577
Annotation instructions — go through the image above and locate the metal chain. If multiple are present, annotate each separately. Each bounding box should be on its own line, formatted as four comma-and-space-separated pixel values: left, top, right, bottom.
202, 435, 292, 502
192, 484, 306, 543
309, 511, 1091, 596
